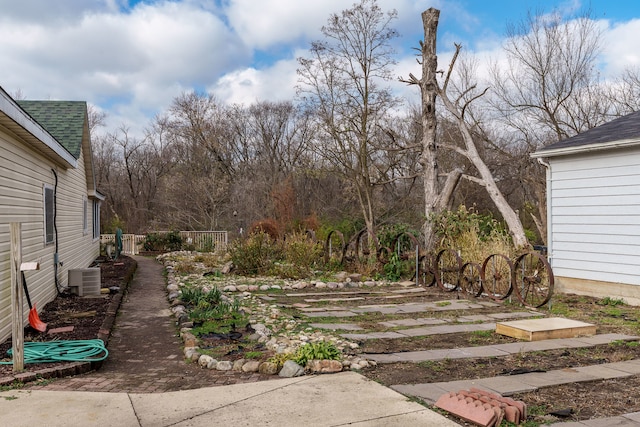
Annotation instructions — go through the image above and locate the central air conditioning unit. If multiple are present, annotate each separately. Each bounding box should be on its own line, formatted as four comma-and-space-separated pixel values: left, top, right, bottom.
68, 268, 101, 296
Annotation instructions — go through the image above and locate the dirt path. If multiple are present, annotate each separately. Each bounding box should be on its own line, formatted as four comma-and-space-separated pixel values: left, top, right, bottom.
27, 256, 271, 393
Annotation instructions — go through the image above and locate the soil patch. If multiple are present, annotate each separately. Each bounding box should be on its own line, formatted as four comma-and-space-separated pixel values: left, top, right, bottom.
0, 256, 136, 377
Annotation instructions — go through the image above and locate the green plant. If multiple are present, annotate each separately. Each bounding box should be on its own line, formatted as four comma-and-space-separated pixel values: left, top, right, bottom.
294, 341, 341, 366
435, 301, 452, 307
144, 231, 183, 252
431, 206, 514, 262
268, 353, 296, 369
245, 351, 264, 360
229, 231, 281, 276
382, 252, 404, 280
598, 296, 626, 306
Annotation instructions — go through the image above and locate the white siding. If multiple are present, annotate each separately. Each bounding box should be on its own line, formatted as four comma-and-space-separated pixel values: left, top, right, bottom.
548, 147, 640, 286
0, 129, 99, 343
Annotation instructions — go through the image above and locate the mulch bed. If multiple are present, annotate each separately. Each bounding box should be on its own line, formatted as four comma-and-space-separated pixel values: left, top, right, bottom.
0, 255, 136, 380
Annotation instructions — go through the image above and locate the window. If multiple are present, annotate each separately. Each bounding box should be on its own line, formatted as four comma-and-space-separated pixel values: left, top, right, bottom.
83, 198, 88, 235
44, 184, 55, 245
92, 199, 100, 240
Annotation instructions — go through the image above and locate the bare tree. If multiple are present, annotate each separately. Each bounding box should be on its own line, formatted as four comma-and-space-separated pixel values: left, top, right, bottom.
403, 8, 529, 249
296, 0, 400, 245
488, 9, 604, 242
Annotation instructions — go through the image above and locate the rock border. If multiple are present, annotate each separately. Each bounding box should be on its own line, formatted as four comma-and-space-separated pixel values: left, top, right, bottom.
159, 252, 378, 377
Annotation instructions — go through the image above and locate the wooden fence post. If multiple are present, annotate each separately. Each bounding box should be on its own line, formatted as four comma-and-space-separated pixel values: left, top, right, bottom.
10, 222, 24, 372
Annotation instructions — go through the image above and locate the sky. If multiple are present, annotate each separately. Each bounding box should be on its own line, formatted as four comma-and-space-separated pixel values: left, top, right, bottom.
2, 0, 640, 137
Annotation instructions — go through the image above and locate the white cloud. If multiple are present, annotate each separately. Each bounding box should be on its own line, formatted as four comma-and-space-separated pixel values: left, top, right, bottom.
223, 0, 348, 49
601, 19, 640, 77
212, 56, 300, 105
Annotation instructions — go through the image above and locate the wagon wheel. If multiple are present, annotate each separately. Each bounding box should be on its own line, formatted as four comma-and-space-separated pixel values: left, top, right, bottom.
377, 246, 391, 265
324, 230, 345, 265
435, 249, 462, 292
355, 229, 379, 264
460, 262, 483, 297
416, 253, 436, 287
392, 232, 421, 279
513, 251, 554, 308
481, 254, 514, 300
391, 232, 420, 260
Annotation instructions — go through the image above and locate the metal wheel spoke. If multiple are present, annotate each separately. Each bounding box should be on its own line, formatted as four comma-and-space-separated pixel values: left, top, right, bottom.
481, 254, 513, 300
435, 249, 462, 292
461, 262, 483, 297
514, 252, 554, 308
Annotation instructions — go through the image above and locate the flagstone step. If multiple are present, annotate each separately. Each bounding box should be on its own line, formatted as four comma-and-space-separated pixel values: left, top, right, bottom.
391, 357, 640, 403
363, 333, 639, 364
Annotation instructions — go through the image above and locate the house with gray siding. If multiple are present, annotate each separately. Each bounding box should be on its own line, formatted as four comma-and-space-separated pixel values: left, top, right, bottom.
0, 86, 102, 343
532, 111, 640, 305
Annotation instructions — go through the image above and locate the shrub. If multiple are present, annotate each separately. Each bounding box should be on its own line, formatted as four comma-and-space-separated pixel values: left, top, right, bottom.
229, 232, 281, 276
432, 206, 514, 262
271, 232, 324, 279
294, 341, 341, 366
143, 231, 183, 252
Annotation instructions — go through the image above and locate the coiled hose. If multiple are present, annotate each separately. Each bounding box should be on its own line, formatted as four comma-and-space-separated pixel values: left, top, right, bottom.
1, 339, 108, 364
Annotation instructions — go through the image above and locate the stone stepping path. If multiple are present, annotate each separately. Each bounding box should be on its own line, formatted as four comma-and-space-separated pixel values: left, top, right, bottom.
363, 333, 639, 363
307, 311, 541, 335
297, 299, 502, 318
378, 311, 539, 328
341, 322, 497, 340
391, 357, 640, 403
283, 288, 427, 298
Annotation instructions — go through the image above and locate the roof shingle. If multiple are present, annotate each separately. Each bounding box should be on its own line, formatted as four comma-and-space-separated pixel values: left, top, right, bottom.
16, 100, 87, 159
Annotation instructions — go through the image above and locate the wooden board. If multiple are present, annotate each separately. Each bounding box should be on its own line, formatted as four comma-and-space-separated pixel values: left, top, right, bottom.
495, 317, 596, 341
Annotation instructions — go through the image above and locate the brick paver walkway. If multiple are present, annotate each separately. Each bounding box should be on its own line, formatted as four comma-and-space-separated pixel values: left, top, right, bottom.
26, 256, 274, 393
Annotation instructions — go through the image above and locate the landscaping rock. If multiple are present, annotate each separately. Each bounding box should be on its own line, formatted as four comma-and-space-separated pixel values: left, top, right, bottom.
241, 361, 261, 372
307, 359, 343, 373
221, 261, 234, 274
258, 362, 279, 375
198, 355, 214, 368
216, 361, 233, 371
279, 360, 304, 378
232, 359, 245, 371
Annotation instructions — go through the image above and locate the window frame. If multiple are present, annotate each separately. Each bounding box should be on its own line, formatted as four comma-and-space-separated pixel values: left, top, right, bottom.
43, 184, 55, 245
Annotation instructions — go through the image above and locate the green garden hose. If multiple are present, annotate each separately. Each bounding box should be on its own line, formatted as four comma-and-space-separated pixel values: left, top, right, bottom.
0, 339, 108, 364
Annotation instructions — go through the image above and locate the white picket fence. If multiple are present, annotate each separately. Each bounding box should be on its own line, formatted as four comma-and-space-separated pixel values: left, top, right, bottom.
100, 231, 228, 255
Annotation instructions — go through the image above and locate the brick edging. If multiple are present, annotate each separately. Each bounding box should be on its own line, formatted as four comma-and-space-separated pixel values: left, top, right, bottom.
0, 261, 138, 387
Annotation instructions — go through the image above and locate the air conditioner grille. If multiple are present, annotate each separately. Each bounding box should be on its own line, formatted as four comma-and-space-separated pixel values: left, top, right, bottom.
68, 268, 101, 296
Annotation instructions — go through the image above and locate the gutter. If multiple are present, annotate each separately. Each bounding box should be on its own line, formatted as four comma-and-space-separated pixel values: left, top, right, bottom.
0, 88, 77, 168
536, 157, 552, 268
531, 138, 640, 159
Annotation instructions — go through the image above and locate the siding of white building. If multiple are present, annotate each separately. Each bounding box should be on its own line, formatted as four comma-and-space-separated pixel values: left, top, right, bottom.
549, 147, 640, 290
0, 93, 100, 343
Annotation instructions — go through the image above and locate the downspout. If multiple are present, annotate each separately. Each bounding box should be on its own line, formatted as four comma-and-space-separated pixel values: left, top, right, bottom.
537, 158, 552, 266
52, 169, 63, 295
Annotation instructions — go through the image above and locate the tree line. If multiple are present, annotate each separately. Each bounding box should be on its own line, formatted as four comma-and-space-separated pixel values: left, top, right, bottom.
92, 0, 640, 251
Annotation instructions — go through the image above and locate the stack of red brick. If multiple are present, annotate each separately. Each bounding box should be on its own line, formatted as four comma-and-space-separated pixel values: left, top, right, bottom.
435, 387, 527, 426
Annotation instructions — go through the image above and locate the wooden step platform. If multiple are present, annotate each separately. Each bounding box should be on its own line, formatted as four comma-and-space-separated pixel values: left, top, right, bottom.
495, 317, 596, 341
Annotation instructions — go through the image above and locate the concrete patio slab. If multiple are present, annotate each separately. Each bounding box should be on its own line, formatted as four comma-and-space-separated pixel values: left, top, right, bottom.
516, 369, 599, 388
456, 314, 494, 322
303, 297, 365, 302
304, 311, 357, 317
341, 331, 406, 340
391, 383, 451, 403
573, 365, 633, 379
309, 323, 363, 331
572, 333, 640, 345
0, 390, 139, 427
601, 360, 640, 375
487, 311, 541, 320
396, 322, 496, 337
473, 375, 539, 395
